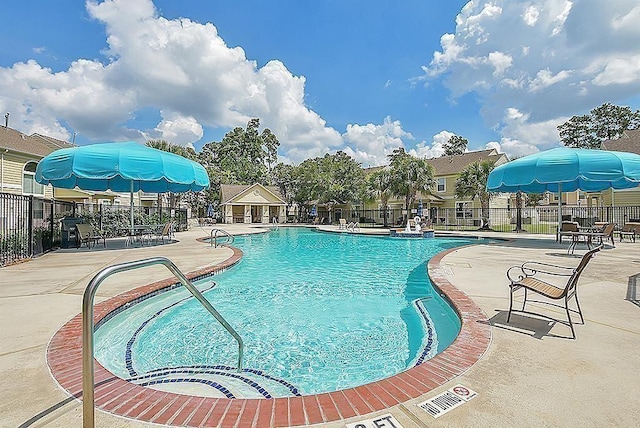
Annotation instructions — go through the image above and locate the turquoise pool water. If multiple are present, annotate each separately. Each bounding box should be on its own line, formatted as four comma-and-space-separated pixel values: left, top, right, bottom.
94, 228, 474, 398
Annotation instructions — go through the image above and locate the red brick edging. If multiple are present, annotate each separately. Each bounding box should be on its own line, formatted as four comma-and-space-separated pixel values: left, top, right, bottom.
47, 244, 490, 427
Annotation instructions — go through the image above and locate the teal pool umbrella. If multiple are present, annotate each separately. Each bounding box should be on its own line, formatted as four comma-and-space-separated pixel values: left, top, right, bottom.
36, 141, 210, 233
487, 147, 640, 229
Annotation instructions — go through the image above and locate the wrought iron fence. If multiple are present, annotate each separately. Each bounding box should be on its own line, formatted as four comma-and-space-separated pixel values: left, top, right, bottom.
306, 205, 640, 234
1, 192, 189, 267
1, 193, 75, 266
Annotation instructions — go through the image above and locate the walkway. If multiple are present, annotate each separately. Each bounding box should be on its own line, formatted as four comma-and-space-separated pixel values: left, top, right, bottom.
0, 224, 638, 427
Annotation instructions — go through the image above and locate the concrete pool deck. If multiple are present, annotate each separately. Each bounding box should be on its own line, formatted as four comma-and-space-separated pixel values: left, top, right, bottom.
1, 224, 638, 427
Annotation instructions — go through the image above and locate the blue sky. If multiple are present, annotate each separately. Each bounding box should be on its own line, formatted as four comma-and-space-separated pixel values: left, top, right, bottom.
1, 0, 639, 166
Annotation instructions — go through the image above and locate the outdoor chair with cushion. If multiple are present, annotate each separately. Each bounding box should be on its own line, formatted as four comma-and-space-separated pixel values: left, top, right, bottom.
75, 223, 106, 249
506, 246, 601, 339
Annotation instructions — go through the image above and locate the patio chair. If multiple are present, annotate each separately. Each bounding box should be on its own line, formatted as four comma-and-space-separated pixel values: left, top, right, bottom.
75, 224, 106, 249
593, 222, 616, 248
339, 218, 347, 230
558, 221, 579, 243
154, 221, 175, 244
619, 223, 638, 242
506, 246, 601, 339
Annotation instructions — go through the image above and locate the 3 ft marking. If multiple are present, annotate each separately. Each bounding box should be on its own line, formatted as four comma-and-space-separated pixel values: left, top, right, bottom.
345, 413, 404, 428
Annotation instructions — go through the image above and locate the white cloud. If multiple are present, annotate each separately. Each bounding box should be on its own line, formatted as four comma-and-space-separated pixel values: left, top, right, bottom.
154, 111, 203, 145
0, 0, 345, 163
342, 116, 412, 167
523, 6, 540, 26
408, 130, 451, 159
423, 0, 640, 149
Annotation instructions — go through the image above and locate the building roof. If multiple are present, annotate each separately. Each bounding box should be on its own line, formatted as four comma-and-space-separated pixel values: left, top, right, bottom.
363, 149, 508, 176
602, 129, 640, 155
220, 183, 285, 204
0, 126, 75, 158
426, 149, 506, 175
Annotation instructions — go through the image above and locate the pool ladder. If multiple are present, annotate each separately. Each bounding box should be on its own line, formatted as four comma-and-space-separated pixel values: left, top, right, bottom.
81, 257, 244, 428
210, 228, 234, 247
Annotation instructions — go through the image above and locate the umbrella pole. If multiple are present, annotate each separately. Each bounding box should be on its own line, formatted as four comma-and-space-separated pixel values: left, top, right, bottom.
557, 183, 562, 242
130, 181, 134, 237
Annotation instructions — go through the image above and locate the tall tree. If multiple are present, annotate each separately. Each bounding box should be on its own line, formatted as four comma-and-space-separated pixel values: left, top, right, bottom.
388, 148, 436, 224
454, 160, 495, 229
367, 168, 393, 227
198, 118, 280, 185
317, 152, 365, 222
442, 135, 468, 156
146, 139, 199, 212
558, 102, 640, 149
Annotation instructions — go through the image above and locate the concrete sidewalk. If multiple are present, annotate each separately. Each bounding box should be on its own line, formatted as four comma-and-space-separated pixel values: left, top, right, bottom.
1, 225, 638, 427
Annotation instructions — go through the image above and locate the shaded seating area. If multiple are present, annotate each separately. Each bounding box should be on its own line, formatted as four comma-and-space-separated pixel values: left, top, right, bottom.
506, 246, 601, 339
75, 223, 106, 249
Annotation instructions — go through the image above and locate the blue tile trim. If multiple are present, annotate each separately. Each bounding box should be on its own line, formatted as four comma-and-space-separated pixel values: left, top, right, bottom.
138, 378, 236, 399
412, 297, 437, 366
123, 282, 217, 377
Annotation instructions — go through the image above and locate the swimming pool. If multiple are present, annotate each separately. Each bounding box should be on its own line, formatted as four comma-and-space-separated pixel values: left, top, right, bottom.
94, 228, 474, 398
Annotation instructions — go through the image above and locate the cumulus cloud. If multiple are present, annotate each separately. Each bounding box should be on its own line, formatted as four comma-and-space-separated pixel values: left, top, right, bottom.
342, 116, 413, 167
0, 0, 347, 162
408, 130, 451, 159
423, 0, 640, 151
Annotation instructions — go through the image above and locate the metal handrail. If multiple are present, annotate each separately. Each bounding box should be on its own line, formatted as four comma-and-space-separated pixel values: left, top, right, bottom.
271, 217, 279, 230
346, 221, 360, 233
82, 257, 244, 428
210, 228, 234, 247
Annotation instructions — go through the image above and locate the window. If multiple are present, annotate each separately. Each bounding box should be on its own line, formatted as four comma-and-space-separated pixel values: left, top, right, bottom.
437, 177, 446, 192
23, 162, 45, 196
455, 201, 473, 219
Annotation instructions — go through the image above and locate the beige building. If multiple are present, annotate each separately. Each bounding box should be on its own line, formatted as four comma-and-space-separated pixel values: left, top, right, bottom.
0, 126, 74, 198
596, 129, 640, 208
364, 149, 510, 224
220, 183, 286, 224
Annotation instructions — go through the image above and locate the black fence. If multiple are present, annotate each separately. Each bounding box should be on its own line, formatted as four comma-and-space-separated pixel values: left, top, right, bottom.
306, 206, 640, 234
1, 192, 188, 267
1, 193, 75, 267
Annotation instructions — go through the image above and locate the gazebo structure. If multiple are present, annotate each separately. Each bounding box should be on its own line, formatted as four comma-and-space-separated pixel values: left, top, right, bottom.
220, 183, 287, 224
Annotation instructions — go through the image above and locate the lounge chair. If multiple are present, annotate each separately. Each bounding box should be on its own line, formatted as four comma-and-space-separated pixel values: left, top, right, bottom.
338, 218, 347, 230
506, 246, 600, 339
75, 223, 106, 249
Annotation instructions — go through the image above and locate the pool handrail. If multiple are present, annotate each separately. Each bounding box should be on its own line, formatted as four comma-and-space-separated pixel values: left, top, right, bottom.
346, 221, 360, 233
210, 228, 234, 247
82, 256, 244, 428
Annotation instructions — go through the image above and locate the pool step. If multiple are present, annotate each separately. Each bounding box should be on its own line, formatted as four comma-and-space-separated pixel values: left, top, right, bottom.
127, 365, 301, 399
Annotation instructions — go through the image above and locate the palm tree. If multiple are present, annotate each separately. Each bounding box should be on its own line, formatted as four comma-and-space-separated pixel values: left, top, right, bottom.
388, 149, 436, 225
368, 168, 392, 227
454, 160, 495, 229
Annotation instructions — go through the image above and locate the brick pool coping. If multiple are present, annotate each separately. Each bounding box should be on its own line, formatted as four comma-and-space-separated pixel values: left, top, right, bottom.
47, 244, 491, 427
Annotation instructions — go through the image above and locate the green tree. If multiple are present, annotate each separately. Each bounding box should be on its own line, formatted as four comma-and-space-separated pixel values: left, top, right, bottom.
454, 160, 495, 229
146, 139, 200, 213
317, 152, 365, 222
367, 168, 392, 227
442, 135, 468, 156
198, 118, 280, 185
388, 148, 436, 224
558, 102, 640, 149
